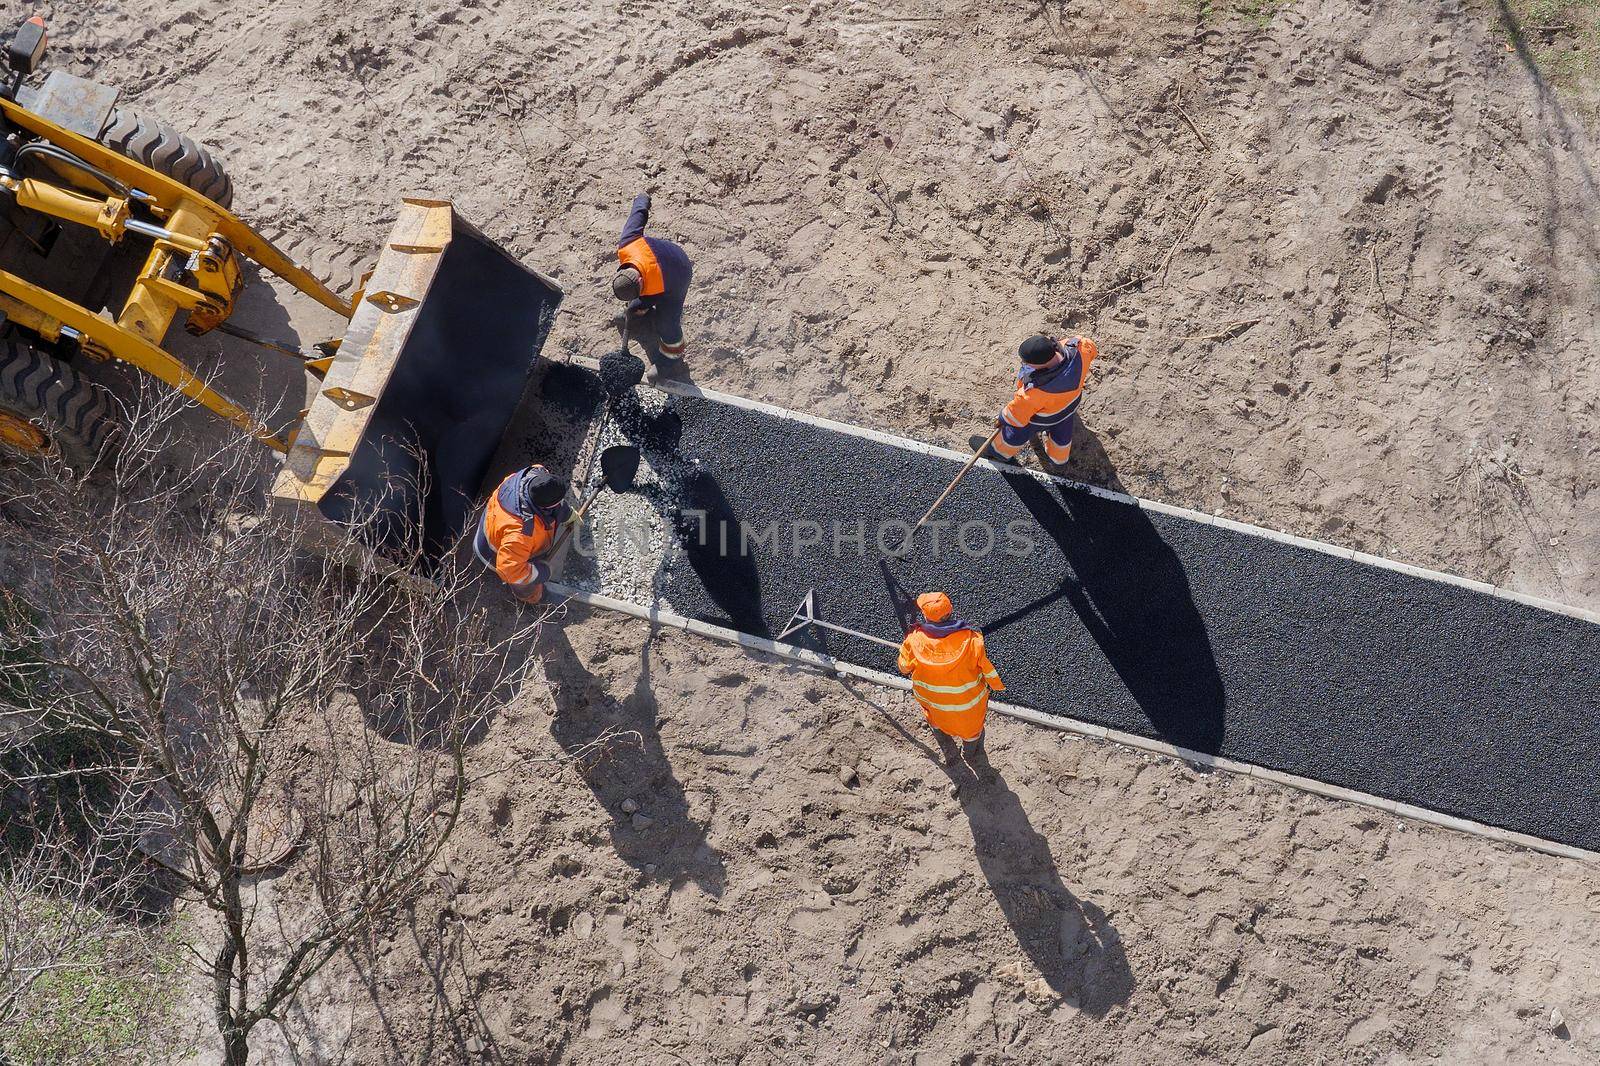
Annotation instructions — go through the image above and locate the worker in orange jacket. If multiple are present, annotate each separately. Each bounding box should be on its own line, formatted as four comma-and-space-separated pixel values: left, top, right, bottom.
614, 193, 694, 367
991, 334, 1099, 467
898, 592, 1004, 768
473, 464, 572, 605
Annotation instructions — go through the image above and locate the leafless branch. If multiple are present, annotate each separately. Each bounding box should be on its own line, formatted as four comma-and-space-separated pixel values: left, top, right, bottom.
0, 390, 546, 1064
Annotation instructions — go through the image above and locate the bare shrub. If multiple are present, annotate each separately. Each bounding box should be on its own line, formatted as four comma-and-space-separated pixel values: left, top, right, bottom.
0, 387, 540, 1065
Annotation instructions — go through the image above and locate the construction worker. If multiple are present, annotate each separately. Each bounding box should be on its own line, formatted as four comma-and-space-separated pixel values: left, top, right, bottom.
898, 592, 1004, 769
474, 464, 571, 605
614, 192, 694, 367
991, 334, 1099, 467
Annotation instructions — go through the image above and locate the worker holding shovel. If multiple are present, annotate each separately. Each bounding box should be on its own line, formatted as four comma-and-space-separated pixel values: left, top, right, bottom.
988, 334, 1099, 468
475, 448, 642, 607
892, 333, 1098, 559
613, 193, 694, 372
474, 465, 572, 605
898, 592, 1005, 772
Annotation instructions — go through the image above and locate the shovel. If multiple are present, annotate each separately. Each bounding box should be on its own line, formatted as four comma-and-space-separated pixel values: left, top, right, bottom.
548, 444, 641, 557
597, 345, 646, 401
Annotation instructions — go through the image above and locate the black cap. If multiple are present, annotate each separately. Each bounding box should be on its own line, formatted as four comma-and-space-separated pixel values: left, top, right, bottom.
613, 268, 641, 302
519, 466, 567, 510
1018, 335, 1059, 365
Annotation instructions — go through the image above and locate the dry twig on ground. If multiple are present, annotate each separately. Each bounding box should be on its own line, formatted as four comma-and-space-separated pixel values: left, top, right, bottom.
1175, 100, 1212, 151
1369, 242, 1397, 378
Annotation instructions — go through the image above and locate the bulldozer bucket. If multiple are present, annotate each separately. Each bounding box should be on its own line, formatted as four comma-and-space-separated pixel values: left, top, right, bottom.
270, 198, 561, 565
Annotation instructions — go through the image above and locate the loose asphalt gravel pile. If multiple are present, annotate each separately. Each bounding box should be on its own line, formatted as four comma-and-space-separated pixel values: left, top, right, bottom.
501, 365, 1600, 852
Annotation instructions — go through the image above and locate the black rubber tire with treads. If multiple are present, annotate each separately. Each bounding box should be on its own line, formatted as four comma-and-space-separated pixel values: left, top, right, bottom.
0, 331, 118, 468
97, 107, 234, 208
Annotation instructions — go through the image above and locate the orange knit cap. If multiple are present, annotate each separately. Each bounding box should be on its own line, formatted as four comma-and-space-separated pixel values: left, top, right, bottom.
916, 591, 953, 622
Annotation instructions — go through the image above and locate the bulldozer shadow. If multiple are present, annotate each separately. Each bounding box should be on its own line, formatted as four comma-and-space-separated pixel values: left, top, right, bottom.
946, 758, 1133, 1014
540, 620, 727, 898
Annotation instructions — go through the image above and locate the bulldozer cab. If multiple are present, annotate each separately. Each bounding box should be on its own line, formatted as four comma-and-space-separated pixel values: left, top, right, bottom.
270, 199, 563, 566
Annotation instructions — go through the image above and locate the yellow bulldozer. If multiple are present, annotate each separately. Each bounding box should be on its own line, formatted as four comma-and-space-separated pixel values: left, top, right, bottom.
0, 16, 562, 560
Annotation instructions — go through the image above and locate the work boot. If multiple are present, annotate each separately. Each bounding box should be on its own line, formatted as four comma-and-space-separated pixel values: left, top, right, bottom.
1033, 437, 1071, 470
933, 730, 962, 769
969, 433, 1018, 465
982, 445, 1021, 467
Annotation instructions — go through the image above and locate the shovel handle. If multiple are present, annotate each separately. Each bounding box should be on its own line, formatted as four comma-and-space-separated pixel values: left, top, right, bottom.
547, 480, 606, 558
898, 429, 1001, 552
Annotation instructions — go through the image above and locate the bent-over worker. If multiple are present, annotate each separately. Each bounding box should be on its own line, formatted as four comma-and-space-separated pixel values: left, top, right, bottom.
991, 333, 1099, 467
474, 464, 571, 605
898, 592, 1004, 769
614, 192, 694, 366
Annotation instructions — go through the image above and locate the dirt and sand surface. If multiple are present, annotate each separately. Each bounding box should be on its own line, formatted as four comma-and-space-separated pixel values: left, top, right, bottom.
25, 0, 1600, 1061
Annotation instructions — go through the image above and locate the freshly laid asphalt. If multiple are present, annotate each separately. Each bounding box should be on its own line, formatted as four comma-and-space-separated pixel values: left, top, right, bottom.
533, 366, 1600, 852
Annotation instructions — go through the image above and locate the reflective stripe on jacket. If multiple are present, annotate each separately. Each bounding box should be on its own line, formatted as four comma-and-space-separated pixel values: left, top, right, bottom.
897, 627, 1004, 741
480, 472, 561, 593
1001, 338, 1096, 429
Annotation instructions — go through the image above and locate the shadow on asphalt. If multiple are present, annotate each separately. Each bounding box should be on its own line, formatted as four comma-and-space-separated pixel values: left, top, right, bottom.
944, 754, 1133, 1013
540, 622, 727, 898
671, 467, 767, 636
994, 425, 1228, 754
610, 387, 767, 637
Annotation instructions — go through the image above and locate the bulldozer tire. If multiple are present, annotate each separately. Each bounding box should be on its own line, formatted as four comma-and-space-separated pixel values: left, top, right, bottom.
97, 107, 234, 209
0, 331, 118, 469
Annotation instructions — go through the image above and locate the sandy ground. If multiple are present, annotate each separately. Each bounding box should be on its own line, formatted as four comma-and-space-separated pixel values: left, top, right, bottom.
246, 610, 1597, 1065
47, 0, 1600, 608
25, 0, 1600, 1061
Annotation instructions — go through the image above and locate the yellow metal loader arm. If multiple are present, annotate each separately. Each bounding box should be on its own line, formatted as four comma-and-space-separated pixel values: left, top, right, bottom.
0, 96, 359, 450
0, 268, 289, 450
0, 97, 353, 317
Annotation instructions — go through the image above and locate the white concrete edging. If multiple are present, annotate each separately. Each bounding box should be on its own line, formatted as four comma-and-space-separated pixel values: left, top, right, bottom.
545, 582, 1599, 866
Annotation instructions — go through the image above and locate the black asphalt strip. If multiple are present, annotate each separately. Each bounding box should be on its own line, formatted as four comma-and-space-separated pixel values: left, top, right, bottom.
516, 365, 1600, 852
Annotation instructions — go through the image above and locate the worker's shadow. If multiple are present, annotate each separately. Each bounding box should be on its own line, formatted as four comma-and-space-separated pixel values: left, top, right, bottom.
539, 621, 727, 898
947, 758, 1133, 1013
617, 312, 697, 385
612, 398, 767, 637
997, 426, 1226, 754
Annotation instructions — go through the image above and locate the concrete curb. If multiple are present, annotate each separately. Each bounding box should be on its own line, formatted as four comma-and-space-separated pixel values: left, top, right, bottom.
545, 582, 1600, 866
622, 370, 1598, 627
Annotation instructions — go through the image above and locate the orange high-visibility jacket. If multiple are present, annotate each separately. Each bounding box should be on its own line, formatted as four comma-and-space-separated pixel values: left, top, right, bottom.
898, 627, 1004, 741
1001, 337, 1098, 429
482, 485, 560, 593
617, 237, 667, 297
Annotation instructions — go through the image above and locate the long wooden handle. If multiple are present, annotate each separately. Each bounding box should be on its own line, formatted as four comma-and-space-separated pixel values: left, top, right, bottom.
909, 429, 1001, 533
548, 481, 606, 558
